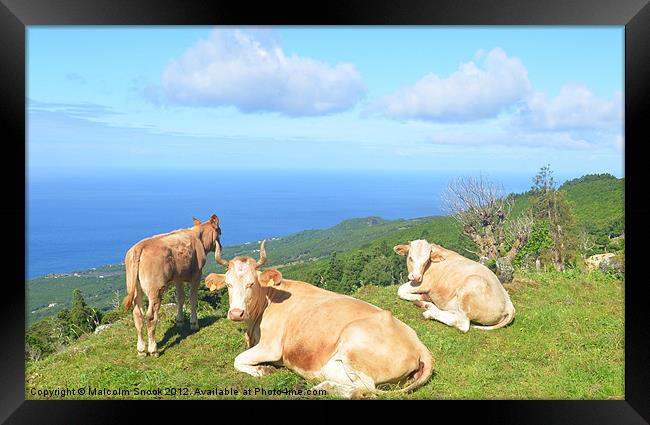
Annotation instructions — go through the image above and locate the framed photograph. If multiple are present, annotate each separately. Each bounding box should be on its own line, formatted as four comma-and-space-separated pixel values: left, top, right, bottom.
4, 0, 648, 423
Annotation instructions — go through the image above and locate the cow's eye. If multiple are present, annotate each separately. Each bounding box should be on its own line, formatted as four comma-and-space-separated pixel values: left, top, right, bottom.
245, 282, 254, 288
226, 282, 232, 288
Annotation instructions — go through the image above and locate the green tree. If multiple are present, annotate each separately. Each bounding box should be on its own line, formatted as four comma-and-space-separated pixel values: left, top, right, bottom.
323, 252, 344, 291
514, 220, 554, 270
338, 251, 371, 293
68, 289, 101, 336
531, 165, 579, 271
359, 256, 394, 287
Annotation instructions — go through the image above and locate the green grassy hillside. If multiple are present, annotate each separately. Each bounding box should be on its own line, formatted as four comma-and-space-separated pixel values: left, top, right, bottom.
560, 174, 624, 237
26, 269, 623, 400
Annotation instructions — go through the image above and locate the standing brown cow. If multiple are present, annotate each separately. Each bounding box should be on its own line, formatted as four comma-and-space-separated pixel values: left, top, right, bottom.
122, 214, 222, 356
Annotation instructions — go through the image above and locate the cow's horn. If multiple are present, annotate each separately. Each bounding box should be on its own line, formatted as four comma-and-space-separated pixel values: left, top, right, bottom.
256, 240, 267, 267
214, 241, 230, 267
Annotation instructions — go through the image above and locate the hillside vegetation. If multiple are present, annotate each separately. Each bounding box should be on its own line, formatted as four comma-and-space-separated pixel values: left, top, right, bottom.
279, 174, 624, 292
25, 172, 625, 399
28, 174, 623, 326
26, 269, 623, 400
560, 174, 624, 238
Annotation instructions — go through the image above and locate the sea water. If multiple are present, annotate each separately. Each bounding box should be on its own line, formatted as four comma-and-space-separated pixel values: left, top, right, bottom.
26, 169, 539, 279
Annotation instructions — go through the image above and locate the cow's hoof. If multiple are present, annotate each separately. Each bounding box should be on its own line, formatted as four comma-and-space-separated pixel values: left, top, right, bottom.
351, 388, 376, 400
414, 300, 433, 310
137, 351, 147, 358
457, 323, 470, 333
190, 322, 199, 331
258, 365, 275, 376
422, 310, 436, 320
175, 321, 184, 328
148, 351, 159, 358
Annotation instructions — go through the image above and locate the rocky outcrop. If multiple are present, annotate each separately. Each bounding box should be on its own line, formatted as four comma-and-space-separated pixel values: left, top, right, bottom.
496, 256, 514, 284
599, 255, 624, 274
94, 323, 115, 334
585, 253, 615, 271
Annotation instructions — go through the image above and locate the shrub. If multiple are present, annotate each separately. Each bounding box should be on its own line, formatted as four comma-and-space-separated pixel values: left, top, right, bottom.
100, 309, 128, 325
25, 317, 69, 361
599, 253, 624, 278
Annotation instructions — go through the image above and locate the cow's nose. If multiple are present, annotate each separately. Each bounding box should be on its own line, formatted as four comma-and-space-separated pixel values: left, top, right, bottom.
411, 274, 422, 283
228, 309, 245, 321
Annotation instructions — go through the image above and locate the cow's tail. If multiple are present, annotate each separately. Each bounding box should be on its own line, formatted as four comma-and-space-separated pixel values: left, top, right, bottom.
400, 341, 434, 393
471, 295, 515, 330
123, 245, 143, 311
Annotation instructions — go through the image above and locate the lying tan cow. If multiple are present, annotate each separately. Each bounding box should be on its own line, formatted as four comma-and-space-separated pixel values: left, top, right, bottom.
123, 214, 222, 356
394, 239, 515, 332
204, 241, 433, 398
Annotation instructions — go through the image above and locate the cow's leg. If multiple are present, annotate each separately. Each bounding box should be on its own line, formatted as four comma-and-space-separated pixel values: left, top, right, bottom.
312, 381, 359, 399
175, 282, 185, 328
189, 274, 200, 331
422, 303, 470, 333
133, 288, 146, 356
315, 357, 376, 399
397, 282, 426, 302
146, 290, 162, 356
233, 344, 281, 378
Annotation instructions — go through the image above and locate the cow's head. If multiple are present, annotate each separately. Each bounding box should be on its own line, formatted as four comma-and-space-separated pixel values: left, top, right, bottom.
204, 240, 282, 322
393, 239, 446, 284
192, 213, 222, 252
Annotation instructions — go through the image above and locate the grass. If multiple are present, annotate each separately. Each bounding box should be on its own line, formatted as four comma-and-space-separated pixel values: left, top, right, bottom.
26, 269, 623, 400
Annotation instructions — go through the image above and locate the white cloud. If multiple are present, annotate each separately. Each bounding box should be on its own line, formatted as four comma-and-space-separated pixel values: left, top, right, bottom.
513, 84, 622, 130
428, 127, 593, 150
157, 29, 366, 116
28, 99, 122, 119
369, 48, 531, 122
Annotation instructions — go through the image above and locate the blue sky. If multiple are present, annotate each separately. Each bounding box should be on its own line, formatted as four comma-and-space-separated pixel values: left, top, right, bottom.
27, 26, 624, 178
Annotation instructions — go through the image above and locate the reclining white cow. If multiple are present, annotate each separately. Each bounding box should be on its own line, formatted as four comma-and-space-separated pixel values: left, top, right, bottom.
204, 241, 433, 399
393, 239, 515, 332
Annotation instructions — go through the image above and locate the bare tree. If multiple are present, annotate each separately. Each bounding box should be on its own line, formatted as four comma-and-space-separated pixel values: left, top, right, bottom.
504, 211, 535, 259
497, 211, 535, 283
579, 230, 596, 260
442, 174, 513, 260
442, 175, 533, 283
111, 289, 121, 311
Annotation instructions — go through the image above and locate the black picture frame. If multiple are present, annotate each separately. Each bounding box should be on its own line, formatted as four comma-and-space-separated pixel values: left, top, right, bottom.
3, 0, 648, 423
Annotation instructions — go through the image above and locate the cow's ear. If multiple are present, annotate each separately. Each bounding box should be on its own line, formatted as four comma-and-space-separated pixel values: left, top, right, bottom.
209, 214, 219, 227
192, 217, 201, 226
393, 244, 410, 256
430, 247, 446, 263
259, 269, 282, 286
205, 273, 226, 291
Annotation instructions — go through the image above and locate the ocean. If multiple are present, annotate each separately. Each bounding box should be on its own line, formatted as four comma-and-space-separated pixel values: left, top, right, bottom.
26, 169, 540, 279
